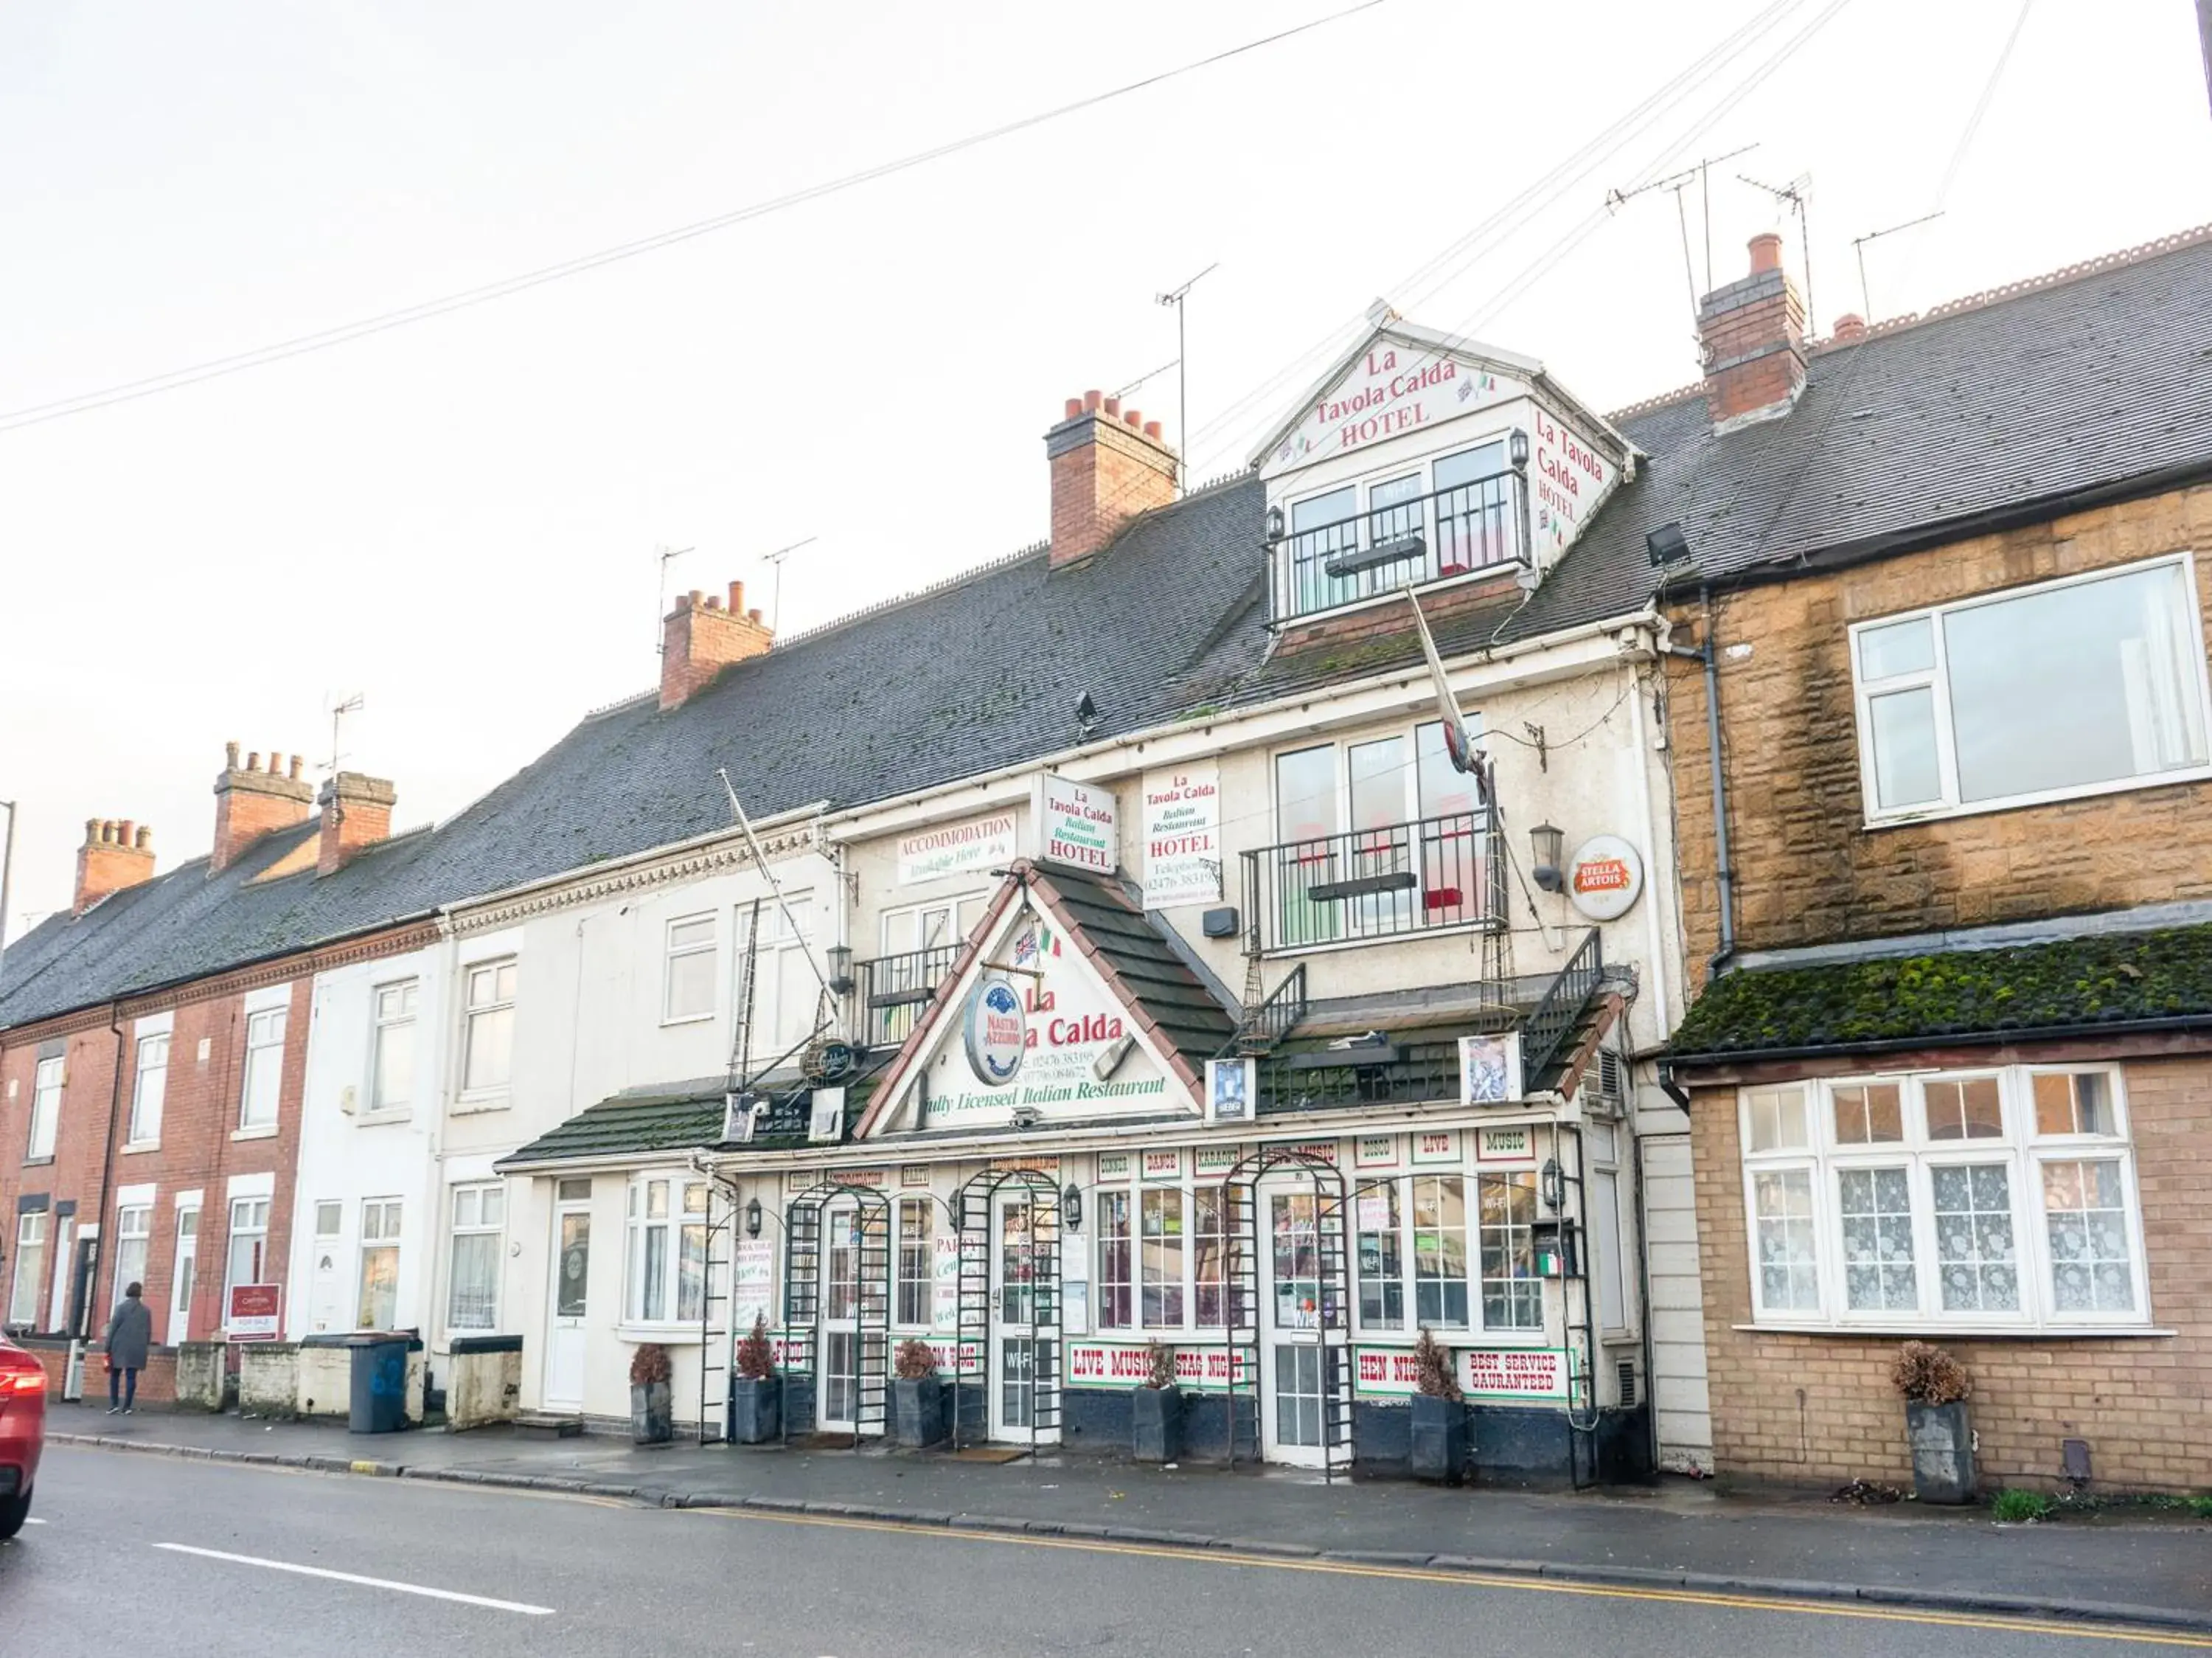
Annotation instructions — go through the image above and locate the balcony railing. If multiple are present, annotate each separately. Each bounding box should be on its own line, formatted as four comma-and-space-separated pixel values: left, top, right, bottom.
1517, 928, 1603, 1089
855, 943, 964, 1048
1240, 809, 1503, 956
1268, 468, 1524, 623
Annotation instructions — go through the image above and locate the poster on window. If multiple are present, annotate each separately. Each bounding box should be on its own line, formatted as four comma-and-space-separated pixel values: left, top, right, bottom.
1206, 1057, 1253, 1123
932, 1234, 961, 1333
731, 1241, 774, 1334
1459, 1033, 1523, 1105
1141, 765, 1222, 908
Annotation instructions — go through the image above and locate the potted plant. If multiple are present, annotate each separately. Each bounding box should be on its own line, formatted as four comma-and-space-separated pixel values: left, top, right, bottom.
1408, 1326, 1465, 1484
891, 1339, 948, 1448
1892, 1340, 1975, 1503
728, 1314, 781, 1446
1131, 1340, 1185, 1463
630, 1342, 673, 1445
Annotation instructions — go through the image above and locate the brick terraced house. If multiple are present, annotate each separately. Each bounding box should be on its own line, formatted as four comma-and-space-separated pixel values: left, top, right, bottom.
1631, 226, 2212, 1492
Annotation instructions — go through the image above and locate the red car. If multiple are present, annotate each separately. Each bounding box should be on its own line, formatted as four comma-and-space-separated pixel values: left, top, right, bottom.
0, 1332, 46, 1539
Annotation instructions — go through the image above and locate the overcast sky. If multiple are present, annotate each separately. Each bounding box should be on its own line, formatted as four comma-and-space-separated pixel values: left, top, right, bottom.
1, 0, 2207, 939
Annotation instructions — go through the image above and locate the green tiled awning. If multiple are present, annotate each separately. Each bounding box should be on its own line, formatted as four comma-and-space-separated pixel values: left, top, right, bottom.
1667, 923, 2212, 1062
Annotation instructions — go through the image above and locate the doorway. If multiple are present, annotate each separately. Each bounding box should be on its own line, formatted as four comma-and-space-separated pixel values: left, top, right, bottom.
987, 1188, 1056, 1444
816, 1199, 862, 1435
544, 1179, 591, 1410
1259, 1187, 1327, 1467
1222, 1148, 1353, 1479
169, 1204, 199, 1346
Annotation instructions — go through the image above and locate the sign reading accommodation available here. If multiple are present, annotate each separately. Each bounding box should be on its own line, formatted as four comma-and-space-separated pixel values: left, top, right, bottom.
226, 1283, 282, 1342
1141, 764, 1221, 907
896, 811, 1017, 885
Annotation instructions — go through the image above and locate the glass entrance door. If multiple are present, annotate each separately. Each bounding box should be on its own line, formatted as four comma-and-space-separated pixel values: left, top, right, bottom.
1259, 1187, 1326, 1467
817, 1201, 862, 1433
988, 1191, 1056, 1443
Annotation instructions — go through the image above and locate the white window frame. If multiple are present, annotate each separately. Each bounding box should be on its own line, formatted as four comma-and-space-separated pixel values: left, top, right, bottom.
223, 1196, 271, 1319
1737, 1064, 2152, 1333
1349, 1169, 1548, 1341
446, 1182, 506, 1334
661, 913, 719, 1025
9, 1211, 49, 1326
112, 1201, 153, 1306
238, 1006, 287, 1132
622, 1173, 709, 1331
356, 1199, 403, 1331
367, 978, 420, 1117
27, 1055, 63, 1161
1849, 553, 2212, 828
1082, 1170, 1252, 1338
733, 896, 820, 1066
459, 957, 518, 1103
892, 1196, 934, 1331
128, 1032, 169, 1148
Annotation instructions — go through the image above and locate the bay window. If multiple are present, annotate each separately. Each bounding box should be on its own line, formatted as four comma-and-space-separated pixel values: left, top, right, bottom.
1477, 1172, 1543, 1330
626, 1176, 709, 1325
1739, 1066, 2148, 1331
1851, 555, 2211, 822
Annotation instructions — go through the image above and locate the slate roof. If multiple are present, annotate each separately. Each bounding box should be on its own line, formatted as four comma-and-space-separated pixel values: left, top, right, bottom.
498, 1073, 880, 1168
10, 229, 2212, 1035
1666, 923, 2212, 1062
1029, 865, 1239, 1067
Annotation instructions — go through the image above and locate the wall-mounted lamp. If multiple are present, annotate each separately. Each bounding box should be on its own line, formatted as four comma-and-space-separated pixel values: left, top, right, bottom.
1263, 504, 1286, 544
1509, 428, 1531, 470
826, 943, 855, 998
745, 1196, 763, 1239
1540, 1157, 1565, 1213
1061, 1183, 1084, 1232
1531, 822, 1566, 893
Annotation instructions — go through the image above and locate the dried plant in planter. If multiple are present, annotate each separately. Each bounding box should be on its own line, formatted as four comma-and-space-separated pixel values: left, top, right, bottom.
1141, 1340, 1178, 1390
1891, 1340, 1970, 1405
894, 1338, 939, 1381
1412, 1327, 1463, 1402
734, 1314, 777, 1382
630, 1342, 672, 1387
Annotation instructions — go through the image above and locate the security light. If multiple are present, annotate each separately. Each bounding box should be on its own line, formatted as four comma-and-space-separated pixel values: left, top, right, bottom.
1531, 822, 1567, 893
1646, 521, 1691, 566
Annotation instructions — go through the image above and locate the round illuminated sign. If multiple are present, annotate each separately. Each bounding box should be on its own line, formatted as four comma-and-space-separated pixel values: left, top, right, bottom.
963, 977, 1027, 1087
1567, 835, 1644, 921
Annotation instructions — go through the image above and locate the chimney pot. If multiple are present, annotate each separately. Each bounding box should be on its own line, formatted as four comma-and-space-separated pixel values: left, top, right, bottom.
101, 819, 116, 844
660, 572, 776, 710
1832, 312, 1868, 343
688, 589, 703, 608
1064, 397, 1084, 419
1748, 232, 1784, 274
135, 826, 153, 851
1124, 408, 1141, 428
246, 752, 261, 772
117, 819, 135, 844
728, 580, 745, 612
747, 608, 764, 624
266, 751, 281, 774
289, 755, 302, 780
225, 740, 241, 771
705, 594, 722, 609
1144, 420, 1163, 440
83, 817, 101, 847
1083, 389, 1104, 412
1102, 395, 1122, 418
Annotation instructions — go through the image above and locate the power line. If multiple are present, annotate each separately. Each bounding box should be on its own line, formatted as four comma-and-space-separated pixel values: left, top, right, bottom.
0, 0, 1394, 435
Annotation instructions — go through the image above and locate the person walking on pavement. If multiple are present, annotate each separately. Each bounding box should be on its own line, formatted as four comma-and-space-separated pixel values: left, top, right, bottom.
103, 1280, 153, 1415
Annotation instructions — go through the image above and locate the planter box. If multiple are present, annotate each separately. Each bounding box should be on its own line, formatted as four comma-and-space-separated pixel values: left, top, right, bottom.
1409, 1393, 1467, 1485
892, 1376, 948, 1449
729, 1377, 781, 1445
1906, 1400, 1976, 1504
632, 1379, 673, 1444
1133, 1385, 1186, 1463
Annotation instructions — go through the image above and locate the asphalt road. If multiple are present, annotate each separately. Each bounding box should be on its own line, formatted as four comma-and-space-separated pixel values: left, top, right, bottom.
4, 1446, 2204, 1657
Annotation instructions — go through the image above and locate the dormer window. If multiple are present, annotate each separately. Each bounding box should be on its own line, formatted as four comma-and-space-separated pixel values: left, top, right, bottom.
1269, 436, 1523, 623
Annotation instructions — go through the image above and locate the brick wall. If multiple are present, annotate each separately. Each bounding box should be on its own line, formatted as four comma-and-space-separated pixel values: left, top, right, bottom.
1666, 484, 2212, 978
21, 1337, 179, 1406
1688, 1050, 2211, 1494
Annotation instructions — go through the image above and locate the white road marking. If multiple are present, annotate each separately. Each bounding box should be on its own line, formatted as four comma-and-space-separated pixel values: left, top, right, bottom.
24, 1516, 46, 1525
153, 1543, 554, 1614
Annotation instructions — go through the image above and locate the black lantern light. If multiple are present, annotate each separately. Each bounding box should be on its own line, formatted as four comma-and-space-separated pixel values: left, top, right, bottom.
745, 1196, 763, 1240
826, 943, 855, 998
1531, 822, 1567, 893
1061, 1183, 1085, 1232
1509, 428, 1531, 470
1263, 503, 1286, 544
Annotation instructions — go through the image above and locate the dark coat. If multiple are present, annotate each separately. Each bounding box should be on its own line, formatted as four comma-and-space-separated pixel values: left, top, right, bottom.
103, 1295, 153, 1369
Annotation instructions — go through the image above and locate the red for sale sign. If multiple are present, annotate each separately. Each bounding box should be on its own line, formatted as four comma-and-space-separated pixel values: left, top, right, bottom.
226, 1283, 282, 1342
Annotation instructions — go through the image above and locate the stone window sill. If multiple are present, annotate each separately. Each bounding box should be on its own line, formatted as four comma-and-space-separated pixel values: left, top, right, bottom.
1732, 1322, 2175, 1339
232, 1126, 279, 1142
121, 1142, 161, 1156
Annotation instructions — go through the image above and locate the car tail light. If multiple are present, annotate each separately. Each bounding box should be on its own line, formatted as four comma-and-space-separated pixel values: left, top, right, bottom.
0, 1347, 46, 1396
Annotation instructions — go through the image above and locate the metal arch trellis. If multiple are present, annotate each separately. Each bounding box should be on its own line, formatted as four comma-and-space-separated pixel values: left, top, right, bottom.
780, 1178, 892, 1449
1220, 1146, 1356, 1482
950, 1168, 1062, 1459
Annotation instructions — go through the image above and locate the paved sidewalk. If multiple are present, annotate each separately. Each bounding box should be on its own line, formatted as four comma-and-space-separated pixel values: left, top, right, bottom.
46, 1401, 2211, 1632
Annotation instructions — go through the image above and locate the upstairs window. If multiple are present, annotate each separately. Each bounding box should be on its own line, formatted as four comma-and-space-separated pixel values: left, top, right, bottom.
27, 1055, 63, 1161
128, 1034, 168, 1146
369, 980, 418, 1114
239, 1007, 287, 1131
1851, 556, 2211, 822
663, 915, 717, 1023
462, 959, 518, 1097
735, 898, 819, 1066
1270, 437, 1520, 621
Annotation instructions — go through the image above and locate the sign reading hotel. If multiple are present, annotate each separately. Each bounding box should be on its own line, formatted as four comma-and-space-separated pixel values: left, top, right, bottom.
1141, 764, 1221, 908
897, 811, 1017, 885
1034, 774, 1117, 875
1530, 406, 1618, 560
1273, 343, 1521, 469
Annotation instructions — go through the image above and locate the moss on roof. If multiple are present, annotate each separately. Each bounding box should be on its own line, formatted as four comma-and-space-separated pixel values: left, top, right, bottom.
1668, 923, 2212, 1059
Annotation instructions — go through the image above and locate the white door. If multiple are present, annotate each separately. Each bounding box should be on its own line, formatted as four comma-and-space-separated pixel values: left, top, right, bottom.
169, 1206, 199, 1346
815, 1201, 863, 1434
1259, 1187, 1326, 1468
48, 1217, 75, 1333
988, 1190, 1057, 1444
544, 1184, 591, 1410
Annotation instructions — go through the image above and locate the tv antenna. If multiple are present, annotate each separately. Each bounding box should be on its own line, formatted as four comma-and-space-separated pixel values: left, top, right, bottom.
1851, 210, 1944, 322
1155, 262, 1217, 494
1739, 171, 1815, 336
757, 536, 818, 633
1606, 143, 1756, 319
322, 692, 364, 778
653, 544, 695, 655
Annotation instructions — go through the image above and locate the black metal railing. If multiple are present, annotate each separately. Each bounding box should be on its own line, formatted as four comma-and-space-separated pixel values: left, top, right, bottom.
854, 943, 963, 1047
1218, 964, 1308, 1058
1518, 929, 1604, 1087
1268, 469, 1524, 622
1255, 1036, 1464, 1114
1240, 809, 1500, 955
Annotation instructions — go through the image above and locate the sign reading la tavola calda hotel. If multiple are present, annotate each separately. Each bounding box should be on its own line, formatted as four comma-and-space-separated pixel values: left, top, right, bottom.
720, 767, 1585, 1465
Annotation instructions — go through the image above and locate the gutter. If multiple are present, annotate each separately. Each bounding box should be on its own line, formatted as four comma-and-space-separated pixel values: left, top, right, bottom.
1666, 1010, 2212, 1072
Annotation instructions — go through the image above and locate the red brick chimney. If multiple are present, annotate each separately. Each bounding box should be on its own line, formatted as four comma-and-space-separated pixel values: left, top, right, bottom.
74, 818, 155, 915
1046, 389, 1178, 569
1698, 232, 1808, 430
211, 743, 315, 873
661, 580, 774, 711
316, 772, 397, 876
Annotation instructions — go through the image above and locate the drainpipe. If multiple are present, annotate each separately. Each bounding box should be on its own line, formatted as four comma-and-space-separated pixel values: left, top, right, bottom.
69, 1001, 128, 1399
1663, 584, 1737, 981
